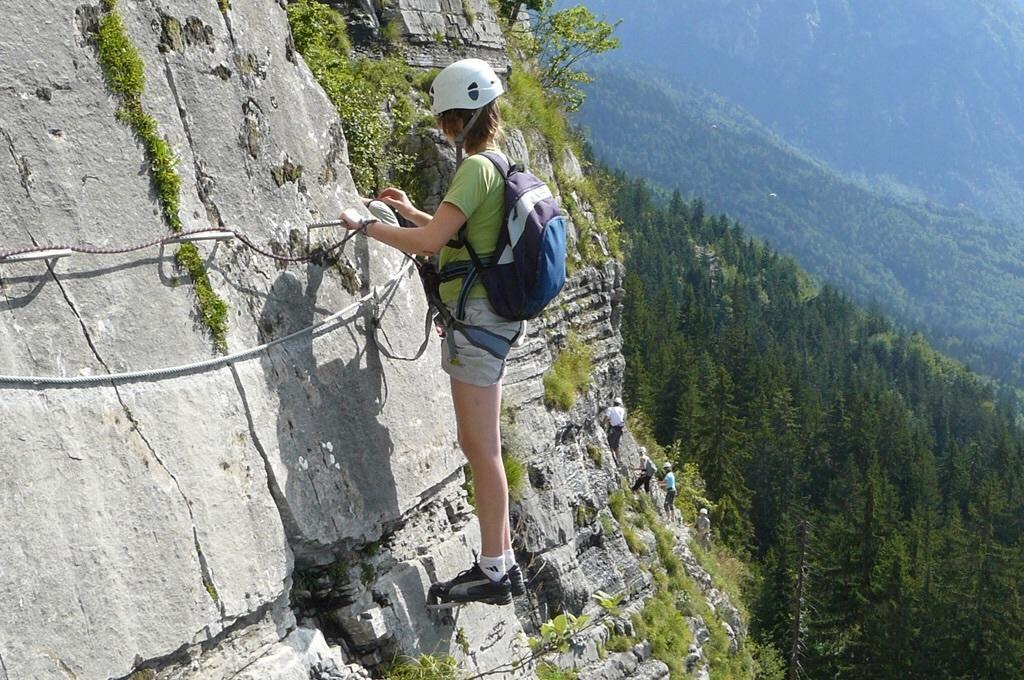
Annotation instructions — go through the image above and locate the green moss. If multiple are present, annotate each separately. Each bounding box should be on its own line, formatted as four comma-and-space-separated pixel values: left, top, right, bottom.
95, 1, 229, 351
130, 670, 156, 680
586, 443, 603, 466
218, 0, 230, 13
543, 332, 592, 410
385, 655, 459, 680
639, 519, 757, 679
96, 8, 145, 98
175, 244, 229, 352
205, 580, 219, 603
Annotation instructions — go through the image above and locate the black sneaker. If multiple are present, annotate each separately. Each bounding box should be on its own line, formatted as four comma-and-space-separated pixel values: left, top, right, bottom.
507, 563, 526, 597
426, 563, 512, 609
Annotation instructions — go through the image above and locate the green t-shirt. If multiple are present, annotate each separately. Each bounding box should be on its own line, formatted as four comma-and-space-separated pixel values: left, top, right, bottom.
437, 150, 506, 305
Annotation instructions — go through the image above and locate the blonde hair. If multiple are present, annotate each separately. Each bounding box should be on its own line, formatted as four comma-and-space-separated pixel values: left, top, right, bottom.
436, 101, 502, 152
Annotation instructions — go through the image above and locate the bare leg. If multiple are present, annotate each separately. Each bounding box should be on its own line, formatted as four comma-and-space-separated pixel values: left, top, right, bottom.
451, 376, 509, 557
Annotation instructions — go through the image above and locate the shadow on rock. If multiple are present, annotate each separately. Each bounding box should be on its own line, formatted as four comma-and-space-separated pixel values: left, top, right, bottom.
259, 261, 399, 562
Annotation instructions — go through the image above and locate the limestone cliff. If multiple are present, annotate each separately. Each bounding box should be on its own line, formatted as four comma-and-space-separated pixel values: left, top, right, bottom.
0, 2, 747, 679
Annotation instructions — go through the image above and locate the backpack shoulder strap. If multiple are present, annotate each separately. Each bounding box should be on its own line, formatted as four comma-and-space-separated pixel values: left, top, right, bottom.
480, 150, 511, 178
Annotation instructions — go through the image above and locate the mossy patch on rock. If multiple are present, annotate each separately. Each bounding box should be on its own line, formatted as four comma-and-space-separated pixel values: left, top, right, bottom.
94, 0, 230, 352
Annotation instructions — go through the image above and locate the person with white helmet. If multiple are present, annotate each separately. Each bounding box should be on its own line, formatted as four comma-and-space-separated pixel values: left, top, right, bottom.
696, 507, 711, 550
600, 397, 627, 459
631, 446, 656, 494
339, 58, 523, 608
661, 462, 677, 521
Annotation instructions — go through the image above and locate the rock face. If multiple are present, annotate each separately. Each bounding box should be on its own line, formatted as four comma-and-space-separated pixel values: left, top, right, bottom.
0, 2, 745, 679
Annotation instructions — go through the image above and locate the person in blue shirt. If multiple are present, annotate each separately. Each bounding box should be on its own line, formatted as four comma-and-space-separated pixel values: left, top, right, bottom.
661, 462, 677, 521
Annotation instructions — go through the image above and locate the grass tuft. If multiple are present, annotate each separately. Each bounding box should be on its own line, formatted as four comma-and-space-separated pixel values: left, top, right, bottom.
543, 332, 592, 410
385, 655, 459, 680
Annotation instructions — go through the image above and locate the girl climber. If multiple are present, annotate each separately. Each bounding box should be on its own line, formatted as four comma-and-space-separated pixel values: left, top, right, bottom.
339, 58, 523, 607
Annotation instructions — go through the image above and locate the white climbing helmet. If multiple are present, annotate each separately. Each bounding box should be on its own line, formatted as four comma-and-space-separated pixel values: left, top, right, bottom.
663, 462, 673, 471
639, 446, 647, 455
700, 508, 708, 516
613, 397, 623, 406
429, 58, 504, 115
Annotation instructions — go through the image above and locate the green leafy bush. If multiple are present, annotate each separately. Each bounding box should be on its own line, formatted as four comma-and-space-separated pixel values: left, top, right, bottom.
288, 0, 414, 193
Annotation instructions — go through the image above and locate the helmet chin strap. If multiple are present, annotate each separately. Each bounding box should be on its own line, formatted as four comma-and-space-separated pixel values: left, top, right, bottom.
454, 108, 484, 166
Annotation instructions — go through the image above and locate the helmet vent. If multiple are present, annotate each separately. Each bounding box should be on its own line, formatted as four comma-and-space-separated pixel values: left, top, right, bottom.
467, 81, 479, 101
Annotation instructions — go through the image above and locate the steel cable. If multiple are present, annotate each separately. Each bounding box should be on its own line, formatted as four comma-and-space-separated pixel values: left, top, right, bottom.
0, 259, 418, 387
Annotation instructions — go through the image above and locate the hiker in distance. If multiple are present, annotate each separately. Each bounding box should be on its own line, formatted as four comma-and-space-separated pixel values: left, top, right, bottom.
695, 507, 711, 550
601, 397, 627, 460
661, 462, 678, 521
339, 59, 524, 608
632, 446, 656, 494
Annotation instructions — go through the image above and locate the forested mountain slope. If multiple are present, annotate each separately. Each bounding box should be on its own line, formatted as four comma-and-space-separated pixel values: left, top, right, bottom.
616, 177, 1024, 678
578, 67, 1024, 389
577, 0, 1024, 224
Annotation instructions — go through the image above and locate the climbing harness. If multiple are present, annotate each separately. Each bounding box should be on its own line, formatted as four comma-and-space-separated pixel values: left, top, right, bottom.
0, 220, 419, 387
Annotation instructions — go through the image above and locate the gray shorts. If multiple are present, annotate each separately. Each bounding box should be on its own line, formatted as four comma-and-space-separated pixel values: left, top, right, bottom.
441, 298, 524, 387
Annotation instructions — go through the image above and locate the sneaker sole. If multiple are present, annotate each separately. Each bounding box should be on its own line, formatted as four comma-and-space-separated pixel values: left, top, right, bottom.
426, 594, 513, 609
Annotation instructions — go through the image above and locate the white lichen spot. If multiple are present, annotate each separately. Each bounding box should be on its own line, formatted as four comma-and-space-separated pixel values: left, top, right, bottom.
328, 454, 336, 465
298, 456, 309, 471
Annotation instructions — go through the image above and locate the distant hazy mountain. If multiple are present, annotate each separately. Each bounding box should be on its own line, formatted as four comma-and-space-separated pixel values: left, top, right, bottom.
577, 65, 1024, 384
576, 0, 1024, 223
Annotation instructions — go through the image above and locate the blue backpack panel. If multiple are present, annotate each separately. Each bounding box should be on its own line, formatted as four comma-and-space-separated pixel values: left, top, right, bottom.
456, 151, 568, 321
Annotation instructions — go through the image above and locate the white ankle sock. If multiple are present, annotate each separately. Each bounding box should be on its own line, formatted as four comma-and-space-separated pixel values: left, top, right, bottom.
503, 548, 517, 569
479, 554, 506, 582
